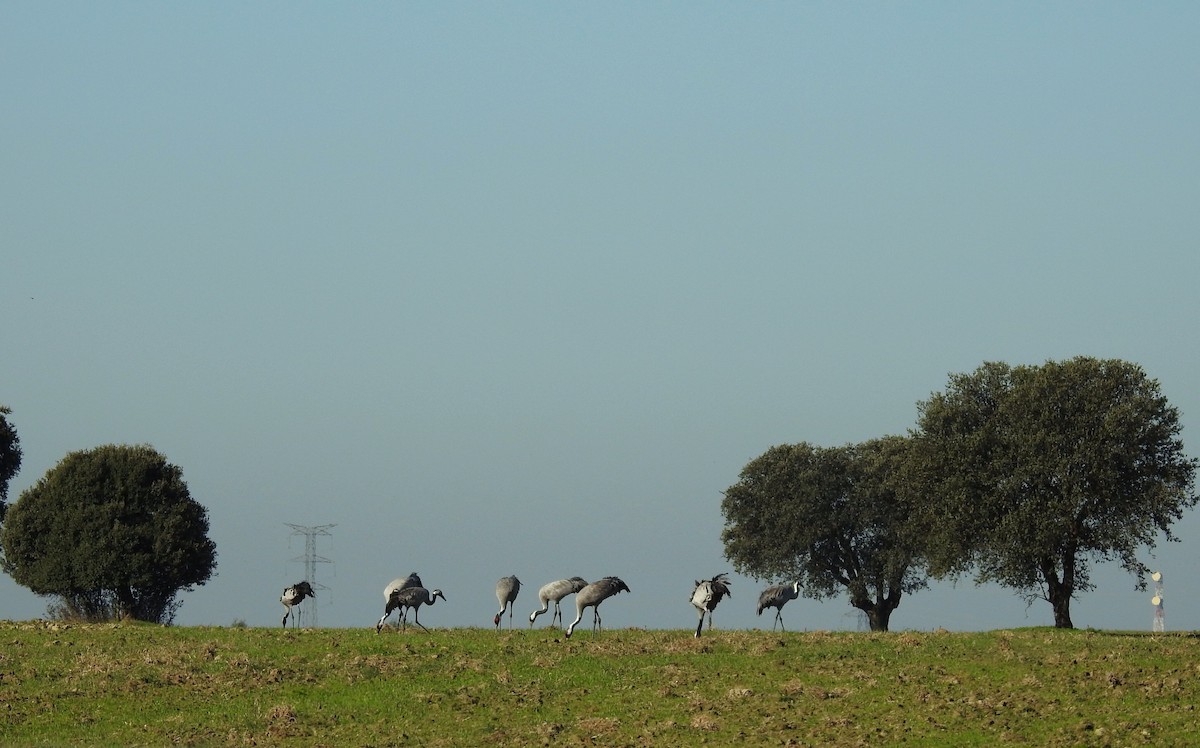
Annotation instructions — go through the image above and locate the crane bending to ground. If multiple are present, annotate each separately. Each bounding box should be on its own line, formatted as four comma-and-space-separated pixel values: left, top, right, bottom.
529, 577, 588, 628
757, 581, 800, 632
280, 581, 315, 629
376, 572, 423, 632
494, 575, 521, 630
690, 573, 732, 637
382, 586, 446, 632
565, 576, 630, 638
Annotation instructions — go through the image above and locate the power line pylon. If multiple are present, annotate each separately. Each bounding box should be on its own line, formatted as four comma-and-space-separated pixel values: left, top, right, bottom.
284, 523, 335, 628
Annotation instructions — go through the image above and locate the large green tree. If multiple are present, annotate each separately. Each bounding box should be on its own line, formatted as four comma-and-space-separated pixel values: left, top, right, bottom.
913, 357, 1197, 628
1, 444, 217, 623
0, 405, 21, 525
721, 436, 927, 631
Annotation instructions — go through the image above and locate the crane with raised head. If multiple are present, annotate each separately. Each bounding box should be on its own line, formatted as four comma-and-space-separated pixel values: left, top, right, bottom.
384, 586, 446, 632
376, 572, 423, 632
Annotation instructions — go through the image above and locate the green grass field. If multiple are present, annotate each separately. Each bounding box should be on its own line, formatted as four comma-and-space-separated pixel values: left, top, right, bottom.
2, 620, 1197, 746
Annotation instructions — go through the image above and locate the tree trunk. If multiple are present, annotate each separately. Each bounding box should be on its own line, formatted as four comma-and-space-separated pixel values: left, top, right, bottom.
1050, 592, 1074, 629
114, 586, 137, 621
865, 606, 892, 632
1039, 555, 1075, 629
856, 586, 902, 632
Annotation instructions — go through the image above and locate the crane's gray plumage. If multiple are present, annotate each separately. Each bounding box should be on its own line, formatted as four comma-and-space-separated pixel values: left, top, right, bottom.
494, 575, 521, 630
529, 577, 588, 628
376, 572, 423, 631
379, 586, 445, 632
384, 572, 423, 599
280, 581, 315, 629
690, 573, 732, 638
565, 576, 630, 638
757, 581, 800, 632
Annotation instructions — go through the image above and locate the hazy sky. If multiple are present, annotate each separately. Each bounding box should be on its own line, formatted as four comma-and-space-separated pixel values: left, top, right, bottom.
3, 4, 1198, 633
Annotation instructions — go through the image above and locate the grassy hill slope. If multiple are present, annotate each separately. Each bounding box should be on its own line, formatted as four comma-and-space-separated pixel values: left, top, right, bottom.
2, 621, 1197, 746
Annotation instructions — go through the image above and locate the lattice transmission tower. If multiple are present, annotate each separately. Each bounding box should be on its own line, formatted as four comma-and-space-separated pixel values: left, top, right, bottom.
285, 523, 335, 628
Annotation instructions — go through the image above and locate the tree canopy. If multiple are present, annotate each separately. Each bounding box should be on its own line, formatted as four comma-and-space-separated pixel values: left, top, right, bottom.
913, 357, 1198, 628
721, 436, 927, 631
0, 405, 21, 525
1, 444, 217, 623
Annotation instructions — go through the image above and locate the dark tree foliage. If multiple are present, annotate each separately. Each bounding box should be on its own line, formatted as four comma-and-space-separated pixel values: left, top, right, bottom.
721, 436, 927, 631
0, 405, 21, 524
0, 444, 217, 624
913, 357, 1198, 628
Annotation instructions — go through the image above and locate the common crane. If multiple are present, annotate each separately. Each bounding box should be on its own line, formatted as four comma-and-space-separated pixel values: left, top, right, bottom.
376, 573, 423, 632
493, 575, 521, 630
529, 577, 588, 628
690, 573, 732, 637
383, 586, 445, 632
565, 576, 630, 638
757, 581, 800, 632
280, 581, 315, 629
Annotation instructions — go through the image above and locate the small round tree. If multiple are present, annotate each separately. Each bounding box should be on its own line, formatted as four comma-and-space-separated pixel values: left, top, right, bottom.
1, 444, 217, 623
722, 436, 928, 632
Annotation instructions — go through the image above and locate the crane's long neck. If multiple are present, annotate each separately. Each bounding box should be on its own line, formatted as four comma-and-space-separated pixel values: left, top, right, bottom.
530, 601, 549, 624
566, 604, 586, 637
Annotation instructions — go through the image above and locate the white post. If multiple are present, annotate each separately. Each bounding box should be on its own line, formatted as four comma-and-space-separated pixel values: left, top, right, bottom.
1151, 571, 1164, 633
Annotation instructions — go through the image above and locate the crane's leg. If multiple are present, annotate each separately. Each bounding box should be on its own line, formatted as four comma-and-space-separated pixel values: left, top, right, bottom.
551, 602, 561, 628
593, 607, 602, 635
775, 609, 786, 632
413, 608, 429, 633
282, 604, 290, 629
695, 610, 704, 638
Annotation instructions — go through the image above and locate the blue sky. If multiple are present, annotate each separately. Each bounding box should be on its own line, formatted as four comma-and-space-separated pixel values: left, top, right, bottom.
3, 3, 1198, 632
